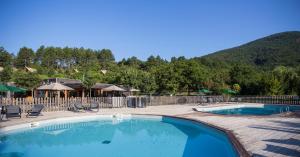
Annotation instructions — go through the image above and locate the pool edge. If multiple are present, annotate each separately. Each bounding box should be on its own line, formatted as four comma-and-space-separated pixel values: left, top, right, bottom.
134, 113, 251, 157
0, 113, 250, 157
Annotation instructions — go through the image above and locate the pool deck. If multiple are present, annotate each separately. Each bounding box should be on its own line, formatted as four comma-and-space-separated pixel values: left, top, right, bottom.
1, 103, 300, 157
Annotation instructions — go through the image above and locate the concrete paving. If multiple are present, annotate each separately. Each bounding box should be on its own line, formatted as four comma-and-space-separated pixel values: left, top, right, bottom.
1, 104, 299, 157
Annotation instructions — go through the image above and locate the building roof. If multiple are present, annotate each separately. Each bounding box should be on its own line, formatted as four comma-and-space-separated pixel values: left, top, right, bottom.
102, 85, 126, 91
44, 78, 81, 84
42, 78, 125, 91
37, 83, 74, 91
91, 83, 113, 89
43, 78, 83, 89
100, 69, 107, 74
92, 83, 125, 91
25, 66, 37, 73
119, 85, 140, 92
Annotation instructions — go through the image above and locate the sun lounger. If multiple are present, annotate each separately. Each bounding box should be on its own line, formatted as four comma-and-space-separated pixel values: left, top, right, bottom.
27, 104, 44, 117
89, 102, 99, 111
219, 97, 224, 102
0, 105, 5, 120
73, 102, 85, 111
214, 97, 220, 103
237, 97, 242, 102
198, 97, 208, 106
230, 97, 237, 103
201, 97, 208, 104
207, 97, 214, 103
6, 105, 21, 118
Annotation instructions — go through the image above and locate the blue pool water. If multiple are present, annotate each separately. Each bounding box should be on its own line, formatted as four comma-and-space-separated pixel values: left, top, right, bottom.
0, 117, 238, 157
209, 105, 300, 115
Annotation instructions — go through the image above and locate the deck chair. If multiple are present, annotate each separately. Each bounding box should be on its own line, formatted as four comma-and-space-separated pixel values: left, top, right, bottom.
230, 97, 237, 103
207, 97, 214, 104
218, 97, 225, 103
0, 105, 5, 120
202, 97, 208, 103
6, 105, 21, 118
73, 102, 85, 112
89, 102, 99, 112
214, 97, 220, 103
237, 97, 242, 102
27, 104, 44, 117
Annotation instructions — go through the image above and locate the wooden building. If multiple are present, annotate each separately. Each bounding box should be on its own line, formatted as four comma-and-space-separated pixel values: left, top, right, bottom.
41, 78, 85, 97
40, 78, 127, 97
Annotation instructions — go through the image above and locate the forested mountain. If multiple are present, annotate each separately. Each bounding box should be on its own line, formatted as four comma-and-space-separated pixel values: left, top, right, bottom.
200, 31, 300, 69
0, 31, 300, 96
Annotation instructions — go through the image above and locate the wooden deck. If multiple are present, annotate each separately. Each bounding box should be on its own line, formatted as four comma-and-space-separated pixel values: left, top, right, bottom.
180, 112, 300, 157
1, 104, 299, 157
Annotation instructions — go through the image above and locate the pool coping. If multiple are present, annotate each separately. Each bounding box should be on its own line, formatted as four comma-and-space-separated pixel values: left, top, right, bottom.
193, 103, 300, 118
0, 113, 251, 157
135, 114, 251, 157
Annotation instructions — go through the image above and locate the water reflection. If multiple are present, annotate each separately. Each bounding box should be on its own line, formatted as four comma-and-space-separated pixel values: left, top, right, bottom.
0, 117, 237, 157
0, 152, 24, 157
1, 118, 193, 147
1, 120, 116, 147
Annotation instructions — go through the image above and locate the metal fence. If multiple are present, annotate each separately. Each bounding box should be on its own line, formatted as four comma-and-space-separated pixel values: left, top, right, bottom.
236, 95, 300, 105
148, 96, 224, 105
0, 95, 299, 113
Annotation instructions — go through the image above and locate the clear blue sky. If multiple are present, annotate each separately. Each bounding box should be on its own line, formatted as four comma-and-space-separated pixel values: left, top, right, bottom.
0, 0, 299, 61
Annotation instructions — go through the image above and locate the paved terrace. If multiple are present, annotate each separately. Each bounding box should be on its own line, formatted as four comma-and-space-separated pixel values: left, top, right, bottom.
1, 104, 299, 157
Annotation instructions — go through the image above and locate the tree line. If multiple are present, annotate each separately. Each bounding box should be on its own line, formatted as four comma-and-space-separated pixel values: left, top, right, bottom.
0, 46, 300, 96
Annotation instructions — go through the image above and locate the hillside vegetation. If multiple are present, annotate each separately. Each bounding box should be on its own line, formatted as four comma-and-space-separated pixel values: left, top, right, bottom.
200, 31, 300, 69
1, 31, 300, 96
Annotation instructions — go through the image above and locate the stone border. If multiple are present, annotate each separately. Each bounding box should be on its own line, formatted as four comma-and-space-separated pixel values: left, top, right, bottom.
181, 117, 251, 157
133, 114, 251, 157
0, 114, 250, 157
193, 109, 286, 118
0, 115, 121, 133
193, 104, 300, 118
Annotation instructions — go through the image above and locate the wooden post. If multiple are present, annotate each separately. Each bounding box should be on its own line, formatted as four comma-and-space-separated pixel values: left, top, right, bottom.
64, 90, 67, 98
82, 90, 85, 98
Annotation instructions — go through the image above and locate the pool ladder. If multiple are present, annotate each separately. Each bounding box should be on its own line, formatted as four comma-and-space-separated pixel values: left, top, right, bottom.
280, 106, 290, 114
286, 106, 290, 112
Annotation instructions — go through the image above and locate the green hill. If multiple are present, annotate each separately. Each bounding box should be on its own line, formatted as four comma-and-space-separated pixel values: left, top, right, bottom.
200, 31, 300, 68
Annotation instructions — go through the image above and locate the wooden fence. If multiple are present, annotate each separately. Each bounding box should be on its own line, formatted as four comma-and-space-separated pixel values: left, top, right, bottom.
0, 96, 220, 112
0, 97, 129, 113
0, 95, 299, 113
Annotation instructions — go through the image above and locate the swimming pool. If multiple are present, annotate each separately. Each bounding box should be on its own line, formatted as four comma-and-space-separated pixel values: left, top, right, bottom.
200, 104, 300, 115
0, 116, 238, 157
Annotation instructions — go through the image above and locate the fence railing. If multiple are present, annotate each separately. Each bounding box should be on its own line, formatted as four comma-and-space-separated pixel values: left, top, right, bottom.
0, 97, 130, 113
0, 95, 299, 113
237, 95, 300, 105
148, 96, 224, 105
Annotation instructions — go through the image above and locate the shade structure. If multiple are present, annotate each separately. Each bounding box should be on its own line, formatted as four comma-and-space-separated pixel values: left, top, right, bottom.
128, 88, 140, 92
6, 86, 26, 93
0, 84, 9, 92
37, 83, 74, 91
102, 85, 126, 92
199, 89, 212, 94
222, 89, 237, 94
0, 84, 26, 93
